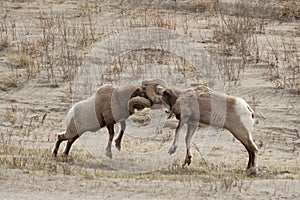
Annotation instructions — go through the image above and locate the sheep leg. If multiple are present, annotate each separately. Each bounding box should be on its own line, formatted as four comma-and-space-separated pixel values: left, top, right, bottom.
231, 130, 258, 172
52, 133, 67, 157
168, 119, 187, 155
115, 121, 126, 151
105, 124, 114, 158
182, 122, 198, 167
244, 140, 258, 176
63, 135, 79, 156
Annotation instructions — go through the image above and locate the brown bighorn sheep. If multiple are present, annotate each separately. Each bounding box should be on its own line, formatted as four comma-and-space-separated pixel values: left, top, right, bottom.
131, 85, 258, 172
52, 79, 167, 158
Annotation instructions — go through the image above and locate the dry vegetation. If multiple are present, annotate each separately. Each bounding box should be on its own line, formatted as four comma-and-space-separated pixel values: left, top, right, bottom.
0, 0, 299, 199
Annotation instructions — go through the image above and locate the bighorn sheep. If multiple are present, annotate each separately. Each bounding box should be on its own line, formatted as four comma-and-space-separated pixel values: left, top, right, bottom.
131, 84, 258, 172
52, 79, 167, 158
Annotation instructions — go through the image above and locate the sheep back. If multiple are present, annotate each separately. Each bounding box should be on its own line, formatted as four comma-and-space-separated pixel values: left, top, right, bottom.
95, 84, 114, 125
95, 84, 140, 124
66, 94, 100, 135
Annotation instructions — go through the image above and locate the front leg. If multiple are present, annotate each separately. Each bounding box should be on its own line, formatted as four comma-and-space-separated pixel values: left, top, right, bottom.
182, 122, 198, 167
105, 123, 115, 158
168, 119, 186, 155
115, 121, 126, 151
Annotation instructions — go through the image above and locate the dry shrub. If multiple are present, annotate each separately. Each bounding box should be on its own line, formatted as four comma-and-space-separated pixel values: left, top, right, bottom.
213, 1, 268, 58
0, 1, 96, 89
278, 0, 300, 21
118, 0, 217, 13
264, 38, 300, 94
101, 49, 202, 86
210, 1, 269, 84
12, 49, 31, 69
34, 11, 92, 82
0, 33, 10, 50
5, 105, 18, 125
0, 72, 18, 89
162, 0, 216, 13
216, 58, 244, 85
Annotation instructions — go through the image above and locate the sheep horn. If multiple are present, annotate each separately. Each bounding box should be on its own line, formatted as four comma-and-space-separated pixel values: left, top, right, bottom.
128, 96, 152, 114
141, 79, 168, 104
141, 78, 167, 88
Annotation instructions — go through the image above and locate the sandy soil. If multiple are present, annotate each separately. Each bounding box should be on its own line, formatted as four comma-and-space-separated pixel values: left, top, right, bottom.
0, 0, 299, 199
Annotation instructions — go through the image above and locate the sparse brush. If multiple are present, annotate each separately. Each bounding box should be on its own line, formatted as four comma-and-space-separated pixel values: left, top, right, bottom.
264, 37, 300, 93
0, 33, 11, 50
278, 0, 300, 21
12, 49, 31, 69
5, 105, 18, 125
209, 0, 269, 85
217, 57, 244, 85
1, 72, 18, 89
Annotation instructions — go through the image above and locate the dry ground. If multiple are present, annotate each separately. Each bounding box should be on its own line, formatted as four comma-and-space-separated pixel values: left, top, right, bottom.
0, 0, 299, 199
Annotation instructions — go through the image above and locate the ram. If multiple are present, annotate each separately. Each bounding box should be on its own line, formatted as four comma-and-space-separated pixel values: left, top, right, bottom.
52, 79, 166, 158
132, 84, 258, 173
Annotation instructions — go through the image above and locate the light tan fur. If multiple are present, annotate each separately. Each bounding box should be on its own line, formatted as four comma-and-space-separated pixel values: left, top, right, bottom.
161, 85, 258, 173
53, 80, 164, 158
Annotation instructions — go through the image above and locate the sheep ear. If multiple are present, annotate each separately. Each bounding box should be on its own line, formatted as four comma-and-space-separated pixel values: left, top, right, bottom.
163, 88, 174, 96
163, 89, 177, 105
131, 87, 145, 98
156, 85, 166, 95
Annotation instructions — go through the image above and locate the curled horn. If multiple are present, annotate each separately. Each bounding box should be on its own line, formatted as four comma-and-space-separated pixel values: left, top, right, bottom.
141, 78, 168, 104
128, 96, 152, 115
141, 78, 167, 88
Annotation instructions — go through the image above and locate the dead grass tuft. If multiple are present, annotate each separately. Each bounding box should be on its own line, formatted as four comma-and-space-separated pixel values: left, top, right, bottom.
278, 0, 300, 21
264, 37, 300, 93
0, 33, 11, 50
12, 49, 31, 69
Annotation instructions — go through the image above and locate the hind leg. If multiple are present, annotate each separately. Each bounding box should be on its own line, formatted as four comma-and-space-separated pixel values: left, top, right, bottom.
53, 119, 79, 157
63, 135, 80, 156
115, 121, 126, 151
105, 123, 115, 158
231, 130, 258, 171
182, 122, 198, 167
242, 136, 258, 170
52, 133, 67, 157
243, 138, 258, 176
168, 118, 188, 155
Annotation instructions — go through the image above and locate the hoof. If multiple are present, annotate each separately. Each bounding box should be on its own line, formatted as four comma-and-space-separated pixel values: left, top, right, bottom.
182, 155, 192, 167
52, 153, 57, 158
52, 151, 57, 158
61, 153, 69, 162
246, 167, 257, 176
115, 146, 121, 151
115, 140, 121, 151
168, 145, 177, 155
106, 151, 112, 159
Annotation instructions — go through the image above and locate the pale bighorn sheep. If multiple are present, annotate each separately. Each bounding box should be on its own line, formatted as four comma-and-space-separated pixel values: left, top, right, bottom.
130, 84, 258, 172
52, 79, 167, 158
160, 85, 258, 172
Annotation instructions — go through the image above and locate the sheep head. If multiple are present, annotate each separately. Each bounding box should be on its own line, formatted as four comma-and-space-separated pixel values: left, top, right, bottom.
127, 96, 152, 115
128, 79, 168, 114
141, 78, 167, 104
161, 88, 178, 108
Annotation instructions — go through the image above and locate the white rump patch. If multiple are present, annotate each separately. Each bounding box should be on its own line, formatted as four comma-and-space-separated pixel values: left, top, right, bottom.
235, 98, 254, 133
66, 95, 100, 135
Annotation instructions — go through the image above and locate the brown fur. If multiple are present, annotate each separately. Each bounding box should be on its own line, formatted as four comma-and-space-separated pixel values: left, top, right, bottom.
53, 82, 162, 158
162, 85, 258, 172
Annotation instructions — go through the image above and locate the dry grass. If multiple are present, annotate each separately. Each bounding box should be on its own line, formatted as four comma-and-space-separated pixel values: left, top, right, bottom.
0, 73, 18, 88
12, 49, 31, 69
0, 33, 10, 50
278, 0, 300, 21
264, 37, 300, 93
0, 3, 299, 196
0, 6, 95, 89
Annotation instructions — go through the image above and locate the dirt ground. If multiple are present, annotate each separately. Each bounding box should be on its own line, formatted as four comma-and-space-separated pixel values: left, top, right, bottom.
0, 0, 299, 199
